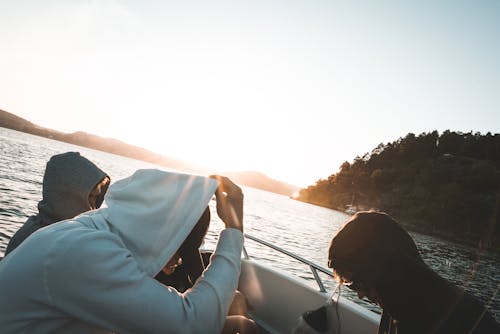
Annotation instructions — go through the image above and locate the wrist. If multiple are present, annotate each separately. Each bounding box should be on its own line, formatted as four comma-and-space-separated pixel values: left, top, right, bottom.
225, 226, 243, 233
224, 223, 243, 232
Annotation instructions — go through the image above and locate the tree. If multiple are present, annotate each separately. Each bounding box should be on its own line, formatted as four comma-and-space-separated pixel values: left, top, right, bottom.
296, 130, 500, 249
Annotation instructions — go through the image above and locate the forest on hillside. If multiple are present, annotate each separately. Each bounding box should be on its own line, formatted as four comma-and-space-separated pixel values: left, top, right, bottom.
297, 131, 500, 249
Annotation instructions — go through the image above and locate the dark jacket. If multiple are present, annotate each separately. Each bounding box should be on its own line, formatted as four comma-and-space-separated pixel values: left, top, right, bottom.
380, 272, 500, 334
5, 152, 108, 255
430, 290, 500, 334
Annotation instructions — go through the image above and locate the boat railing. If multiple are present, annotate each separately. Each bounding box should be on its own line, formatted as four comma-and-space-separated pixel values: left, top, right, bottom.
242, 233, 334, 293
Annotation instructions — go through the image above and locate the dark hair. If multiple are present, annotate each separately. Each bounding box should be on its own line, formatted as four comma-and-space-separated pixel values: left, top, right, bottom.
328, 211, 423, 285
178, 206, 211, 281
179, 206, 210, 254
95, 176, 111, 209
154, 207, 211, 290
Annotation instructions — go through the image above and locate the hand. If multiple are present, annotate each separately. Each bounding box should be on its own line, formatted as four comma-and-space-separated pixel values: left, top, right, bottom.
209, 175, 244, 232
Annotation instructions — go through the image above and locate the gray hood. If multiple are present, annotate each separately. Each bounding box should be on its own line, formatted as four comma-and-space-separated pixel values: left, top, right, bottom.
102, 169, 218, 277
37, 152, 109, 224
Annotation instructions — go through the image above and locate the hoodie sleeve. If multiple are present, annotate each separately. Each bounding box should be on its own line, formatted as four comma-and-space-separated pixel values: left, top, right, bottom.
46, 228, 243, 334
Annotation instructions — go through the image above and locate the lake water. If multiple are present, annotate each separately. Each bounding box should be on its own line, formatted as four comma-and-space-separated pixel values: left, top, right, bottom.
0, 127, 498, 321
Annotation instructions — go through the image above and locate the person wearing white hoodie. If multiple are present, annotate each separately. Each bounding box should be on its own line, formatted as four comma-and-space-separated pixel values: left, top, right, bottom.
0, 169, 245, 334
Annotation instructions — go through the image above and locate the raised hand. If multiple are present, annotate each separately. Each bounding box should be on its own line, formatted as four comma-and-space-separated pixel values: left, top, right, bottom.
209, 175, 244, 232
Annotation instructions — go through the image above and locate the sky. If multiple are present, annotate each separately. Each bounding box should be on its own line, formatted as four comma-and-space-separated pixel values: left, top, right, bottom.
1, 0, 499, 187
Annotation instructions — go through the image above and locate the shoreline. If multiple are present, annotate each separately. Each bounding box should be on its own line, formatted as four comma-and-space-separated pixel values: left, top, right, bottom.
397, 220, 500, 254
294, 198, 500, 253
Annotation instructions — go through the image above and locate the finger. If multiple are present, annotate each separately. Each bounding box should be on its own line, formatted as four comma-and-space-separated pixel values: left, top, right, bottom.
217, 176, 242, 196
210, 175, 243, 204
209, 175, 226, 197
209, 174, 221, 181
209, 175, 223, 189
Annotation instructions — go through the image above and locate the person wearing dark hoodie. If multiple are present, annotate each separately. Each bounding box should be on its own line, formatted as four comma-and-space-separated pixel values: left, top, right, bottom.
155, 206, 257, 334
0, 169, 245, 334
327, 211, 500, 334
5, 151, 110, 256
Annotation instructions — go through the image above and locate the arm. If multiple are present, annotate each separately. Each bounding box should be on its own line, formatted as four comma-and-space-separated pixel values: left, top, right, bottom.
47, 229, 243, 334
210, 175, 244, 232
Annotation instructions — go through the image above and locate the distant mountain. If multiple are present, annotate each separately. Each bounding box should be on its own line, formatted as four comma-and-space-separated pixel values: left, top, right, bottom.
222, 171, 300, 197
0, 109, 197, 172
0, 109, 299, 196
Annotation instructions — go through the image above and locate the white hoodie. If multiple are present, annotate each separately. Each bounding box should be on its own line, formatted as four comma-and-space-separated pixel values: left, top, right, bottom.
0, 169, 244, 334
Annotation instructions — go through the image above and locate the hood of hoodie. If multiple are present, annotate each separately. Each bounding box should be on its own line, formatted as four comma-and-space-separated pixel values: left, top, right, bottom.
37, 152, 109, 224
101, 169, 218, 277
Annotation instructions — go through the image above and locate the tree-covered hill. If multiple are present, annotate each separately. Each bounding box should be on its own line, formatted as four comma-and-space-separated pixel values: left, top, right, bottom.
296, 131, 500, 250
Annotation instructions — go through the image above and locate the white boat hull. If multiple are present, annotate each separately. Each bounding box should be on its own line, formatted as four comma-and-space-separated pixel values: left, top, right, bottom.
238, 258, 380, 334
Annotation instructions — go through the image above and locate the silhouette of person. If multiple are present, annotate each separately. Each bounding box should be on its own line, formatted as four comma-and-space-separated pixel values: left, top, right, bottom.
155, 206, 258, 334
328, 211, 499, 334
5, 151, 110, 256
0, 170, 246, 334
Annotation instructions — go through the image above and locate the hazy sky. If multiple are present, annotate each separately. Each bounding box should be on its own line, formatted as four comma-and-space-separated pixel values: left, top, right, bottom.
1, 0, 499, 187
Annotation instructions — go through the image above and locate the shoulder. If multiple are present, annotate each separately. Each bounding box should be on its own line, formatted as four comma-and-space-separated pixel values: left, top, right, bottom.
46, 223, 130, 266
473, 310, 500, 333
457, 292, 500, 333
438, 290, 498, 334
42, 223, 141, 290
5, 215, 44, 255
8, 220, 131, 276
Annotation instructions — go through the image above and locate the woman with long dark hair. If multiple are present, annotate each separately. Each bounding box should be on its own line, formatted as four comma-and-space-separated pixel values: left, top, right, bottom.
328, 211, 499, 334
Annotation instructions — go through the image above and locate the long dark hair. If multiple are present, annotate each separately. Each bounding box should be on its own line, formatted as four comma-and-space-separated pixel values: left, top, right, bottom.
329, 211, 424, 284
329, 212, 459, 328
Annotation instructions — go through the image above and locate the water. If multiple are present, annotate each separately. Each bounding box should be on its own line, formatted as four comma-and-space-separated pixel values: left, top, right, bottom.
1, 127, 499, 321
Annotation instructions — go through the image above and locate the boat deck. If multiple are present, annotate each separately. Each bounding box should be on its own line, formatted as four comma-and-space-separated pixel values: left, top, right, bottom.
238, 234, 380, 334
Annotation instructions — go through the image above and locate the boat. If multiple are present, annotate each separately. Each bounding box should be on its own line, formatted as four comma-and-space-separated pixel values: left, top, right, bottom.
236, 233, 380, 333
345, 194, 357, 215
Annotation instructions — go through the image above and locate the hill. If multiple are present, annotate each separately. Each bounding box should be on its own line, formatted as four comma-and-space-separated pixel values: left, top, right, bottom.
222, 171, 299, 197
297, 131, 500, 250
0, 109, 298, 196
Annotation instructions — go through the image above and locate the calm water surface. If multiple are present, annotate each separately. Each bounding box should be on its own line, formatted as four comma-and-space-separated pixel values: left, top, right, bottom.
1, 127, 498, 320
